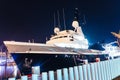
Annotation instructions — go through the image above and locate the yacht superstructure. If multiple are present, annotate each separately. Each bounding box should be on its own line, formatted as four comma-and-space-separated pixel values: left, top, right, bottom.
4, 20, 89, 54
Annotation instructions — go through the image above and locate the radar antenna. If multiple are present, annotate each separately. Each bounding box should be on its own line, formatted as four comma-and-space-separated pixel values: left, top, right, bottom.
72, 8, 80, 31
74, 8, 79, 21
82, 14, 86, 25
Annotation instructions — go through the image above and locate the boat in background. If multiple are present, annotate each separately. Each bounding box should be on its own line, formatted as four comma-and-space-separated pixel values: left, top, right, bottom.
102, 31, 120, 59
102, 41, 120, 59
3, 9, 109, 75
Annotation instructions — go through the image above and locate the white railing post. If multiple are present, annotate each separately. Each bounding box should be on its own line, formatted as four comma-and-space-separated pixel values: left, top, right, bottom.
8, 78, 16, 80
116, 59, 119, 76
21, 75, 28, 80
115, 59, 118, 77
99, 61, 104, 80
96, 62, 102, 80
94, 62, 99, 80
105, 61, 110, 80
69, 67, 74, 80
57, 69, 62, 80
82, 65, 88, 80
109, 59, 113, 79
102, 61, 107, 80
32, 66, 40, 75
63, 68, 69, 80
32, 74, 39, 80
74, 66, 79, 80
115, 59, 117, 78
86, 64, 92, 80
118, 58, 120, 75
78, 66, 84, 80
118, 59, 120, 75
116, 59, 119, 77
90, 63, 96, 80
42, 72, 48, 80
113, 59, 116, 78
111, 59, 115, 79
49, 71, 54, 80
108, 60, 112, 80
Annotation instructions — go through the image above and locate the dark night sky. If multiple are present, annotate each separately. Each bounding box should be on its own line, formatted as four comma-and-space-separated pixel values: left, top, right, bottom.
0, 0, 120, 44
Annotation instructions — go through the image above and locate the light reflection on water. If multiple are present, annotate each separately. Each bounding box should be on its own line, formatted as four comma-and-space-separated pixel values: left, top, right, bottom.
0, 52, 21, 79
0, 65, 20, 79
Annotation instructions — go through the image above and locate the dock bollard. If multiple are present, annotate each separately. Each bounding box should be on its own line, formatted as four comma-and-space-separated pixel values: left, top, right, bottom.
96, 58, 100, 62
21, 75, 28, 80
32, 66, 40, 75
83, 59, 88, 64
32, 74, 39, 80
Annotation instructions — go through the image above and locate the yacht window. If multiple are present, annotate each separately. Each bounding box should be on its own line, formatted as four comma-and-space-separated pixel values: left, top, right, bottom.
70, 39, 74, 41
52, 36, 68, 39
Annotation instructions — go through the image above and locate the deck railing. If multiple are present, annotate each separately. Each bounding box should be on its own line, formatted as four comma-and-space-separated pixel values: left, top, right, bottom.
8, 58, 120, 80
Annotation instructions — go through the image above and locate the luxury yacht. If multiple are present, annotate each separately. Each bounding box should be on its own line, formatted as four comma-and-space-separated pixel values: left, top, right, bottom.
3, 9, 109, 75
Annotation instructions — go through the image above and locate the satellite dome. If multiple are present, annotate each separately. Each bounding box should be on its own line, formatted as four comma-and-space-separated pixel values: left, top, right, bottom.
54, 27, 60, 34
72, 21, 79, 28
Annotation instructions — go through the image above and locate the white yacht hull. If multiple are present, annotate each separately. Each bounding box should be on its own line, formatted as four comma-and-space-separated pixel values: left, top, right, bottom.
3, 41, 109, 75
4, 41, 74, 54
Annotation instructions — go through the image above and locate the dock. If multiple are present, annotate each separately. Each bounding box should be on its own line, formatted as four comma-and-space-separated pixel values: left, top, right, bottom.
8, 58, 120, 80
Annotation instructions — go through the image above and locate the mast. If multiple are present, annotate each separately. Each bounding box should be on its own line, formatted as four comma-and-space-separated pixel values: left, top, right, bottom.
72, 8, 80, 30
53, 11, 60, 34
57, 10, 61, 28
63, 8, 66, 30
82, 14, 86, 25
53, 12, 56, 28
74, 8, 79, 21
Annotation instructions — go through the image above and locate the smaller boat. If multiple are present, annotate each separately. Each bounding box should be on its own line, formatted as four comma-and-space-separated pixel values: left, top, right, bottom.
101, 31, 120, 59
102, 41, 120, 59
